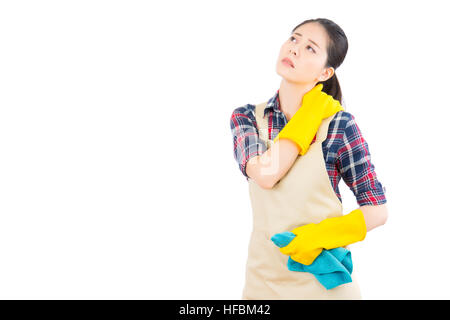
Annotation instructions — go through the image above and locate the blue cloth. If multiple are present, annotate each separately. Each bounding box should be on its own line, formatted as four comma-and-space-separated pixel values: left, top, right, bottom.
271, 231, 354, 290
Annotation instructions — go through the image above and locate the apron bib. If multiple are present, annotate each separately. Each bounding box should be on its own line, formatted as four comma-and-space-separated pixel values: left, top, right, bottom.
242, 102, 362, 300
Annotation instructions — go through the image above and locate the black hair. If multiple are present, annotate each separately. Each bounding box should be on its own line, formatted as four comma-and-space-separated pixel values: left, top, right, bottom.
291, 18, 348, 104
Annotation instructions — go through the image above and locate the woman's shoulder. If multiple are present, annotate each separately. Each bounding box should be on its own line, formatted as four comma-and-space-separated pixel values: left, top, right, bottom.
230, 103, 257, 127
330, 110, 356, 129
230, 103, 256, 117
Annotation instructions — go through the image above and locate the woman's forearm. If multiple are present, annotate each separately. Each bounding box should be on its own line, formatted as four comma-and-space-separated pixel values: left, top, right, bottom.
359, 203, 388, 232
246, 138, 299, 189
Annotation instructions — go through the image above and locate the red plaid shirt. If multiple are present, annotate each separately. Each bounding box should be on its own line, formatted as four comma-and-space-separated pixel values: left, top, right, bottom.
230, 89, 387, 206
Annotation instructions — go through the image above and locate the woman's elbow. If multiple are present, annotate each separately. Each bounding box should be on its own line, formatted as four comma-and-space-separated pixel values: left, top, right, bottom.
360, 203, 389, 231
381, 205, 389, 225
259, 175, 276, 189
246, 159, 276, 189
250, 172, 275, 190
376, 203, 389, 226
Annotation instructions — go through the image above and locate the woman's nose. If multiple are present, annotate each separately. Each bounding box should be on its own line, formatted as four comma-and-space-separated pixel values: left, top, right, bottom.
289, 44, 299, 55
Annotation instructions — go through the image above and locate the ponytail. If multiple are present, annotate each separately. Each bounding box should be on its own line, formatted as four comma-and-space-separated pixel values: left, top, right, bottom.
319, 73, 342, 105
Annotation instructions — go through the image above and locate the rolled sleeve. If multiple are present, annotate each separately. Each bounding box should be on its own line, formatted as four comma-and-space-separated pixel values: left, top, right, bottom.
230, 105, 267, 180
337, 113, 387, 206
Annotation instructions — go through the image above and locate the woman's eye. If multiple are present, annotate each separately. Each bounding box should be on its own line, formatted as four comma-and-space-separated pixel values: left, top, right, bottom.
307, 46, 316, 53
289, 36, 316, 53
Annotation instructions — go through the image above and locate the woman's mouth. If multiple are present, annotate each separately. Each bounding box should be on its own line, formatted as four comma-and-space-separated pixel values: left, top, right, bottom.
282, 58, 294, 68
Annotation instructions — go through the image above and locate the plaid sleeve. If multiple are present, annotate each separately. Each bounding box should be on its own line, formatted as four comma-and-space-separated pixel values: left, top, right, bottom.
230, 104, 267, 180
337, 113, 387, 206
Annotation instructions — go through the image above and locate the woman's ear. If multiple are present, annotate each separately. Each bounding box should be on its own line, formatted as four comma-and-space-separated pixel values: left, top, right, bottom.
318, 67, 334, 82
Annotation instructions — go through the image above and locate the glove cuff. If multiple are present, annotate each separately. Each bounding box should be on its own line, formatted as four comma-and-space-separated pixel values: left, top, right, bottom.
317, 208, 367, 250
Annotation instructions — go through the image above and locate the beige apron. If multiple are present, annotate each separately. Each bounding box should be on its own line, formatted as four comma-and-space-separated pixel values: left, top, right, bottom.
242, 102, 362, 300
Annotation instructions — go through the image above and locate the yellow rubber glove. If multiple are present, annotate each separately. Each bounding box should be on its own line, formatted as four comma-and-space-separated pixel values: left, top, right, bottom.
279, 209, 367, 265
273, 83, 344, 155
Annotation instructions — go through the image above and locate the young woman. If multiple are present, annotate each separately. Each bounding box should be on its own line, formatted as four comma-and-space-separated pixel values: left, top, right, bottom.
230, 18, 388, 299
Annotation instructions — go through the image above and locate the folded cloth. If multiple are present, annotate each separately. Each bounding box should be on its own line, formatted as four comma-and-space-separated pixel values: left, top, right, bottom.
271, 231, 353, 290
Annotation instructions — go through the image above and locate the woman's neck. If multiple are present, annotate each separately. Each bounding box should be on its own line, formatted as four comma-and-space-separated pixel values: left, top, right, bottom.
278, 80, 316, 121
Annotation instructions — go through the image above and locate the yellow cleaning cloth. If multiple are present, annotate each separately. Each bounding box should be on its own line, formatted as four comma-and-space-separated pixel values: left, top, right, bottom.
273, 83, 344, 155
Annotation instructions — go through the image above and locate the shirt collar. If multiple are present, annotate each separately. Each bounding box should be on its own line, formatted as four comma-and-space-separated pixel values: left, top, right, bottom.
263, 89, 282, 117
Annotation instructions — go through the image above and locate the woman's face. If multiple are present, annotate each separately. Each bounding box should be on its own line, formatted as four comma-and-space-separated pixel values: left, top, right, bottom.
276, 22, 334, 85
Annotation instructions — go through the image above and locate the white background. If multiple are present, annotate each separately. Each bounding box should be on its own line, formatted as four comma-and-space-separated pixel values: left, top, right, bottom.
0, 0, 449, 299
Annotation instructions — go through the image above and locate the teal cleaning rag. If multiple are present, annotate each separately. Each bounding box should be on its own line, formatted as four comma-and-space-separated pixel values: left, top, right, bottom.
271, 231, 353, 290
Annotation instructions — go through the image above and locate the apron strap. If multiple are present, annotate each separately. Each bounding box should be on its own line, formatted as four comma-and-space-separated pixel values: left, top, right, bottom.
254, 102, 272, 148
316, 114, 336, 142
